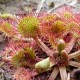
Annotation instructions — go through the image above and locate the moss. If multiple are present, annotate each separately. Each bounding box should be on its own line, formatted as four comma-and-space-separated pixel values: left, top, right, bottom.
18, 16, 39, 37
51, 20, 66, 33
12, 48, 36, 67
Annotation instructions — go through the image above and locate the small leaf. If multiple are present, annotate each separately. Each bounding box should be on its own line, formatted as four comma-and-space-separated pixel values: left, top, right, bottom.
0, 22, 12, 31
58, 39, 65, 53
0, 22, 16, 37
66, 22, 76, 29
66, 22, 80, 37
24, 47, 36, 60
61, 50, 69, 66
12, 50, 26, 67
35, 58, 50, 73
51, 20, 66, 33
18, 16, 39, 37
42, 14, 57, 22
64, 12, 73, 18
12, 47, 36, 67
0, 13, 15, 19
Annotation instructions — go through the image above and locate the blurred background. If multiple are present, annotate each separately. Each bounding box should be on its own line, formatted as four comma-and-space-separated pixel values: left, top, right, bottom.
0, 0, 80, 14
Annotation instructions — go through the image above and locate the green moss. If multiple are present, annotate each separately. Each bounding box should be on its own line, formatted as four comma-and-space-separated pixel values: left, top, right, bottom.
18, 16, 39, 37
51, 20, 66, 33
0, 22, 12, 32
64, 12, 73, 18
12, 48, 36, 67
24, 47, 36, 60
66, 22, 79, 37
0, 13, 14, 19
12, 50, 26, 67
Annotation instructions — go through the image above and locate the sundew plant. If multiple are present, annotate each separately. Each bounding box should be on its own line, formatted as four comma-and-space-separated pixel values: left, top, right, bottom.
0, 5, 80, 80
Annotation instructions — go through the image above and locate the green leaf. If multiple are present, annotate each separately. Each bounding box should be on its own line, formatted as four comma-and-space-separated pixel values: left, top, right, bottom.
0, 22, 13, 36
58, 39, 65, 53
51, 20, 66, 33
12, 50, 26, 67
66, 22, 80, 37
0, 13, 15, 19
0, 22, 12, 31
64, 12, 73, 18
24, 47, 36, 60
12, 47, 36, 67
35, 58, 50, 73
18, 16, 39, 37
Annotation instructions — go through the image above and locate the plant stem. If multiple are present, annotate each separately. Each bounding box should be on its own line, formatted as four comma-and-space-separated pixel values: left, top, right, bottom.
67, 73, 70, 80
64, 37, 76, 54
0, 62, 5, 67
36, 0, 46, 15
35, 36, 53, 56
59, 66, 67, 80
69, 61, 80, 68
48, 67, 59, 80
69, 50, 80, 59
2, 56, 12, 62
